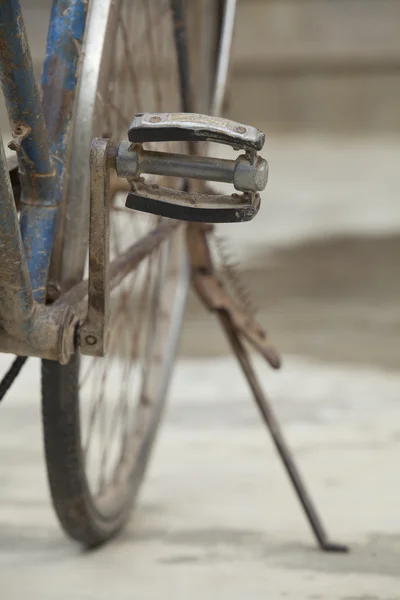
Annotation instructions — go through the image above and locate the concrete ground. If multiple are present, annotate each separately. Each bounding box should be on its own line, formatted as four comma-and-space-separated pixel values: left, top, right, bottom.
1, 131, 400, 598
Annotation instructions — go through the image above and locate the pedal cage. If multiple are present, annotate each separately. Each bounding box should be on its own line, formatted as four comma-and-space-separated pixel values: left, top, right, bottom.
117, 113, 268, 223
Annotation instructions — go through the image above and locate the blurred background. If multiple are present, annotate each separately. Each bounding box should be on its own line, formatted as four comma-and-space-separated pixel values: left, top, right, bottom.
182, 0, 400, 370
231, 0, 400, 134
1, 1, 400, 598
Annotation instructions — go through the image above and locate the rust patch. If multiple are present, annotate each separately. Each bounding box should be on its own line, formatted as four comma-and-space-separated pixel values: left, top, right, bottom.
42, 48, 76, 142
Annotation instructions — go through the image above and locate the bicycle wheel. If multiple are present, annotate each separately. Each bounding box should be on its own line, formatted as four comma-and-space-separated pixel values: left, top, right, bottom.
41, 0, 224, 546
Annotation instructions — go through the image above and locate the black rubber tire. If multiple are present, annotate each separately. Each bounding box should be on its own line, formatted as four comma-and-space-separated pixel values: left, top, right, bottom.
42, 354, 167, 546
41, 1, 223, 547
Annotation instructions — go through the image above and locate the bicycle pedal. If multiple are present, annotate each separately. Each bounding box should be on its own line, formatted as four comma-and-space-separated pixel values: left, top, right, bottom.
116, 113, 268, 223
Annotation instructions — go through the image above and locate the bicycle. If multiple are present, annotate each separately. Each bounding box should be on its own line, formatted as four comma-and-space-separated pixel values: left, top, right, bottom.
0, 0, 270, 546
0, 0, 348, 553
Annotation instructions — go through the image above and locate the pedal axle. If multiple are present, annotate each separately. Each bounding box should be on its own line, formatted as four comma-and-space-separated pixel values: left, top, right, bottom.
116, 146, 268, 193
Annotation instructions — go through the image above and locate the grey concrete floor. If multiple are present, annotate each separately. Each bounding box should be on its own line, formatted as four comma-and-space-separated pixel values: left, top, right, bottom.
2, 351, 400, 599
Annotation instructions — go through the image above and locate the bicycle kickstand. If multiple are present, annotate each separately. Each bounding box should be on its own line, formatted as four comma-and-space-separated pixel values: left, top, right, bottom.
187, 223, 349, 554
101, 111, 349, 552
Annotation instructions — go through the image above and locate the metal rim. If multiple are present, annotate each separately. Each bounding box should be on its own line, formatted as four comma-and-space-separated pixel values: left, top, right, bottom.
61, 0, 192, 519
52, 0, 230, 522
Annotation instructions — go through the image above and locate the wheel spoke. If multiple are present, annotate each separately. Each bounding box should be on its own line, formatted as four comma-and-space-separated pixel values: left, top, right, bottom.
118, 14, 142, 111
142, 0, 163, 112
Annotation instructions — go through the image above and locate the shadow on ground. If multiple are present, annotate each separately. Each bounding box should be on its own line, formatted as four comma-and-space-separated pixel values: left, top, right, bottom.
181, 234, 400, 370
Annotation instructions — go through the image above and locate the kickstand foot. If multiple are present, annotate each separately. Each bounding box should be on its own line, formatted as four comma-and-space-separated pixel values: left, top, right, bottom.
218, 311, 349, 554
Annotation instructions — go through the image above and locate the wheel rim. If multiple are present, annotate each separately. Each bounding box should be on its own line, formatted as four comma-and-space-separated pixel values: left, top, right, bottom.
66, 0, 198, 516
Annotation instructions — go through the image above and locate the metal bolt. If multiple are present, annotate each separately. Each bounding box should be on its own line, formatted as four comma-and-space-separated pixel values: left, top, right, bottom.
149, 116, 161, 123
85, 335, 97, 346
234, 126, 246, 134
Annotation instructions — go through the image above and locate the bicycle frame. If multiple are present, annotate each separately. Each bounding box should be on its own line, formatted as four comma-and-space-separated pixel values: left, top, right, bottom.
0, 0, 86, 361
0, 0, 237, 364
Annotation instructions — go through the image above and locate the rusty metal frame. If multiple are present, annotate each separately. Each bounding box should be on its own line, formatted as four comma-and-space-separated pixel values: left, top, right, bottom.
0, 129, 77, 363
0, 0, 86, 305
0, 128, 178, 363
0, 0, 175, 364
0, 0, 86, 361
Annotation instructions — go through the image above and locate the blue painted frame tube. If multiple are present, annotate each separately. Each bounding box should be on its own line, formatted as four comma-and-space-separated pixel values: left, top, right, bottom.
27, 0, 86, 302
40, 0, 87, 274
0, 128, 34, 330
0, 0, 57, 302
0, 0, 86, 303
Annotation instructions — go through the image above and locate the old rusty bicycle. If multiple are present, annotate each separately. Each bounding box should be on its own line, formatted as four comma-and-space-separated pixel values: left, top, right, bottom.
0, 0, 347, 551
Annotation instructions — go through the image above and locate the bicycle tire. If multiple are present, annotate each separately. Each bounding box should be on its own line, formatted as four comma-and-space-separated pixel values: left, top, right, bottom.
41, 0, 225, 547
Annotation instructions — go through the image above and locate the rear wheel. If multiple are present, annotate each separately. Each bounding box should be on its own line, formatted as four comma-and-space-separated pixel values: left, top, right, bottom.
41, 0, 222, 547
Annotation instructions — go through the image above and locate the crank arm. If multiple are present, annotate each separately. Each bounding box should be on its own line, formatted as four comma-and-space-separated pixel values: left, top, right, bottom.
115, 112, 269, 223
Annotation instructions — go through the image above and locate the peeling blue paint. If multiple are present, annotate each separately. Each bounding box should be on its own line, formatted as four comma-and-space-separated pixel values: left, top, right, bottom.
6, 0, 87, 304
27, 0, 88, 301
42, 0, 86, 92
0, 0, 87, 304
